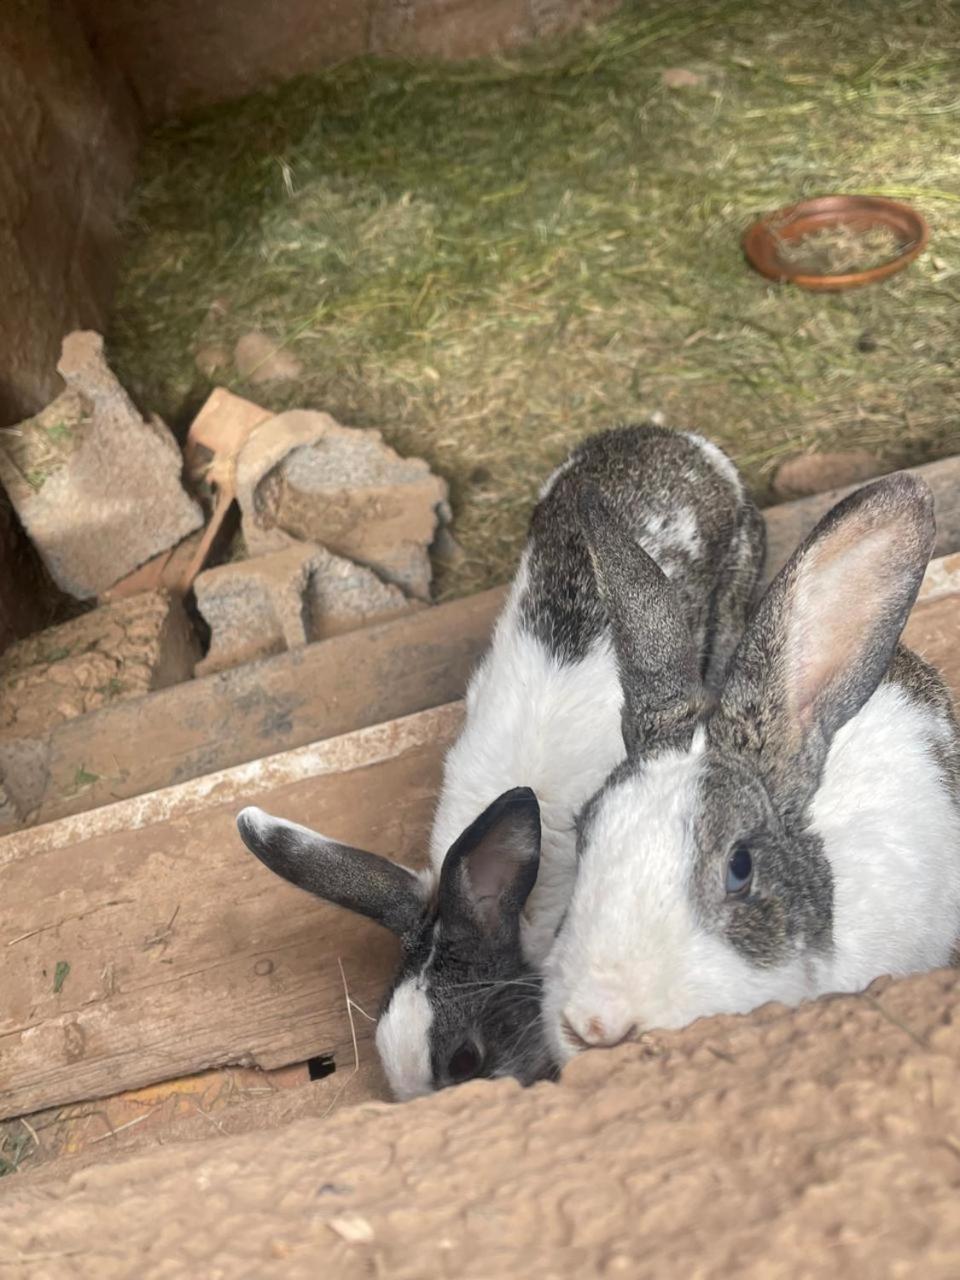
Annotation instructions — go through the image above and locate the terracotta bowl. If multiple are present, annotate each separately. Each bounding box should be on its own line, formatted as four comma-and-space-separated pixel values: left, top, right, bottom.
742, 195, 929, 292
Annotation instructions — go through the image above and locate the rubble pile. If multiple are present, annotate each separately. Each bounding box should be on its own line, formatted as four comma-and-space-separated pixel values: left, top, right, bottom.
0, 331, 452, 741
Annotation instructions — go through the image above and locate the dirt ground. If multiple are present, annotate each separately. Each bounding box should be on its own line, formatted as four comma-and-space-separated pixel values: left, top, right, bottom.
109, 0, 960, 597
3, 965, 960, 1277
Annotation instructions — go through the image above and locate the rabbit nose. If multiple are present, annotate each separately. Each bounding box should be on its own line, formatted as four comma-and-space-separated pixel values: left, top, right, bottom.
561, 1011, 638, 1051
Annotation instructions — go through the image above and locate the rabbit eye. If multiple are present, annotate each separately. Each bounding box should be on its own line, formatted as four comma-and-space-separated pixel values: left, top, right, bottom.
725, 844, 753, 897
447, 1042, 482, 1083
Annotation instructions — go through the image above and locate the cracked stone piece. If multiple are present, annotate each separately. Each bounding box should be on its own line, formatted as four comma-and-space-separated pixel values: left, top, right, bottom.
236, 410, 450, 600
194, 542, 421, 677
0, 592, 198, 820
0, 331, 204, 599
101, 388, 281, 602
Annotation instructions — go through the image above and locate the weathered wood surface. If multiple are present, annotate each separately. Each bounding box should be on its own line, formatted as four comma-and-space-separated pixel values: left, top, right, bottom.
904, 593, 960, 694
0, 589, 502, 832
763, 454, 960, 585
2, 585, 960, 1123
0, 706, 462, 1121
3, 456, 960, 835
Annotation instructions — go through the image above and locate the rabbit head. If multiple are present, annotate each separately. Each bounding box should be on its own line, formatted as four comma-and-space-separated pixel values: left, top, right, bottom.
238, 786, 555, 1099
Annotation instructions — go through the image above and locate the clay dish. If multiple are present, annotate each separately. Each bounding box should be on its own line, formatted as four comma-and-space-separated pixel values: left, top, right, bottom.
743, 194, 929, 291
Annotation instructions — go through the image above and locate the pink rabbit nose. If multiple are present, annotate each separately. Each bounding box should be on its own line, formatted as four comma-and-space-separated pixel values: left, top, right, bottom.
561, 1011, 638, 1051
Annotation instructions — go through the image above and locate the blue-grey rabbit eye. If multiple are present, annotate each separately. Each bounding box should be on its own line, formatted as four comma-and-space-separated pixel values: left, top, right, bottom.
448, 1042, 482, 1082
725, 844, 753, 896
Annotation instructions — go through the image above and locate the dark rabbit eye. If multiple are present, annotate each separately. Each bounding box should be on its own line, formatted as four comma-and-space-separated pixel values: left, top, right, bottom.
447, 1042, 482, 1083
725, 844, 753, 897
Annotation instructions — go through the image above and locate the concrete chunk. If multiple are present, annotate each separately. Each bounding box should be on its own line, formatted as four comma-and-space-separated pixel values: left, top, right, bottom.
236, 410, 450, 601
194, 542, 420, 677
0, 332, 204, 599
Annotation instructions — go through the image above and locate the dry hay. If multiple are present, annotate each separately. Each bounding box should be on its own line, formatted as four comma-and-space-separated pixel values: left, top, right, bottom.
110, 0, 960, 598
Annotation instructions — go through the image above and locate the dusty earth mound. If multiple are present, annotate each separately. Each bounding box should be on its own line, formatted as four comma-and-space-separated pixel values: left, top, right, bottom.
3, 966, 959, 1278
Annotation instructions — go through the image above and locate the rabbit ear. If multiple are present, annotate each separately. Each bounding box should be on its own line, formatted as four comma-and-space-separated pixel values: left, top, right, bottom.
438, 788, 541, 938
578, 485, 702, 753
237, 807, 427, 938
716, 473, 935, 818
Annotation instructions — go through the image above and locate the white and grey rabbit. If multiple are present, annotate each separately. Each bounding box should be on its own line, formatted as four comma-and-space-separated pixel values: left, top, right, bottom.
544, 472, 960, 1065
236, 424, 765, 1098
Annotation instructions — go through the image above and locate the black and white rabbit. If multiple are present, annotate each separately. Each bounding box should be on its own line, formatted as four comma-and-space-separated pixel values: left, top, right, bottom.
543, 473, 960, 1063
237, 424, 765, 1098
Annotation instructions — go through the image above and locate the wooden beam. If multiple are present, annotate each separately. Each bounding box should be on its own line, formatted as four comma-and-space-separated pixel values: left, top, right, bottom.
0, 706, 462, 1121
763, 454, 960, 584
2, 585, 960, 1121
4, 456, 960, 834
0, 589, 502, 831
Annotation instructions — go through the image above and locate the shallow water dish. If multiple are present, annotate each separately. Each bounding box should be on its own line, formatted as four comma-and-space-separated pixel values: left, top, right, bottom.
743, 195, 929, 291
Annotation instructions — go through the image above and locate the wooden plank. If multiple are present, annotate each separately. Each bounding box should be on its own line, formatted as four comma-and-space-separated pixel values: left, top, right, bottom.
0, 705, 462, 1121
763, 455, 960, 585
2, 456, 959, 835
0, 589, 503, 831
2, 587, 959, 1122
918, 551, 960, 605
904, 593, 960, 696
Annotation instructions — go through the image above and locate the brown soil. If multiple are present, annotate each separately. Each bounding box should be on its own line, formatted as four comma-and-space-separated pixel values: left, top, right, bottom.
3, 966, 959, 1277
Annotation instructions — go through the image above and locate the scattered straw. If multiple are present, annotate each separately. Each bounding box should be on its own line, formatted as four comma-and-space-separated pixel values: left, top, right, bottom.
89, 1111, 157, 1143
18, 1120, 38, 1150
314, 957, 366, 1122
110, 0, 960, 595
338, 956, 361, 1080
775, 223, 905, 274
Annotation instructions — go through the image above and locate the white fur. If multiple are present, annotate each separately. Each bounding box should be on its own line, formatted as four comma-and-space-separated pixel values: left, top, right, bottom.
809, 682, 960, 988
538, 456, 576, 500
684, 431, 743, 495
375, 962, 435, 1101
431, 554, 626, 964
544, 684, 960, 1065
640, 507, 703, 562
240, 807, 315, 846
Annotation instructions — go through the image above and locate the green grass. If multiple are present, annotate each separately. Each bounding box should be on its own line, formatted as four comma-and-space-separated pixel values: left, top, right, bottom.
110, 0, 960, 597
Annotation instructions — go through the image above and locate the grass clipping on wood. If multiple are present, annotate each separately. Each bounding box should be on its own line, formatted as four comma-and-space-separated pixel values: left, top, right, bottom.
111, 0, 960, 598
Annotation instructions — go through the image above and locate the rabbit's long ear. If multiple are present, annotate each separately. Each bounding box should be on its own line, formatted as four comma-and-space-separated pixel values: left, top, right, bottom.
578, 486, 702, 754
438, 788, 541, 940
237, 807, 427, 938
715, 473, 935, 819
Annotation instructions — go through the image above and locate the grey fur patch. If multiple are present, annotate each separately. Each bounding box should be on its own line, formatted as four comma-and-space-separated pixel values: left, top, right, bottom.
690, 756, 833, 968
713, 473, 937, 825
236, 808, 427, 938
381, 788, 556, 1091
518, 424, 764, 676
887, 645, 960, 797
379, 913, 554, 1090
